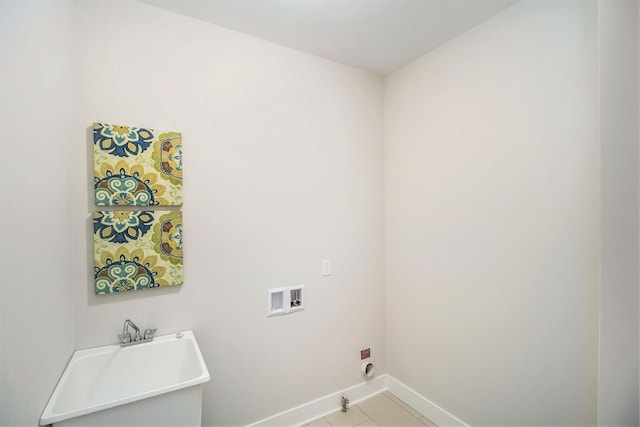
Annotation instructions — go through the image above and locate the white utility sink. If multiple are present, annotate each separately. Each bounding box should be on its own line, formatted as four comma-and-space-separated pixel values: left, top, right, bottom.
40, 330, 210, 426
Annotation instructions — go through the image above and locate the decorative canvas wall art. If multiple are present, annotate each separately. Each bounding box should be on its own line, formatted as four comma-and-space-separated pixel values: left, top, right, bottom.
93, 210, 183, 294
93, 122, 183, 206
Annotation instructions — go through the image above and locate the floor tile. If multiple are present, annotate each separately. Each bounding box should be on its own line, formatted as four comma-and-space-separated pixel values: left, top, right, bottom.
304, 392, 438, 427
305, 418, 333, 427
358, 394, 425, 426
355, 419, 379, 426
325, 405, 370, 427
384, 392, 423, 419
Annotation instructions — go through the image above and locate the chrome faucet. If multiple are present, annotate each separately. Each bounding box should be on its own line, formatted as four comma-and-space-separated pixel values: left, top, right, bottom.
118, 319, 156, 347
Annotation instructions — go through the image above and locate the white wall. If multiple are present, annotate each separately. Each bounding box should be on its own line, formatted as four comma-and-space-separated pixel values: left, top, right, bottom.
0, 1, 385, 425
384, 0, 600, 425
598, 1, 640, 425
0, 1, 78, 426
68, 1, 385, 425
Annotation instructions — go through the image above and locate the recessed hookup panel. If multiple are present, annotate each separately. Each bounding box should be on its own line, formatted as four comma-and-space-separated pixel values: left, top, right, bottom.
289, 286, 303, 311
268, 285, 304, 316
268, 288, 287, 316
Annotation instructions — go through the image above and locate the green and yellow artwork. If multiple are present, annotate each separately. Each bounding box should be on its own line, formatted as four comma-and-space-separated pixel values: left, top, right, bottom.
93, 210, 183, 294
93, 122, 183, 206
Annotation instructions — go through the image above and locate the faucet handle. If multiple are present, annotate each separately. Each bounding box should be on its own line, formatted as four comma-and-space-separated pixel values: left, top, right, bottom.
144, 328, 157, 340
118, 332, 132, 343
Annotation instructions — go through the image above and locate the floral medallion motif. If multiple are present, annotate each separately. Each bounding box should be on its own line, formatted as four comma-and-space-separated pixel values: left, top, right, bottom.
93, 123, 154, 157
94, 247, 167, 293
94, 211, 183, 294
94, 122, 182, 206
94, 160, 168, 206
93, 211, 155, 243
154, 132, 183, 185
152, 212, 183, 264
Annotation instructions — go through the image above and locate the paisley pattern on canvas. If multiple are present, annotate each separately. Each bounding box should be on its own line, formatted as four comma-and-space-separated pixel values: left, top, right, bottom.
93, 123, 183, 206
94, 211, 183, 294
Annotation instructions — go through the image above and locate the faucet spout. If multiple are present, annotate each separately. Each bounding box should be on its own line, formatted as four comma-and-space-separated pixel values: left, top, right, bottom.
119, 319, 156, 347
122, 319, 141, 343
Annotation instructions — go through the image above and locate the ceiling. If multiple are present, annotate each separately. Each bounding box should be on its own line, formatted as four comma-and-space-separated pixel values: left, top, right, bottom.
139, 0, 517, 75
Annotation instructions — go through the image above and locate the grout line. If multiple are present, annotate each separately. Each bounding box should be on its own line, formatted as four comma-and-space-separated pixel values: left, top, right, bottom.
354, 416, 379, 426
384, 391, 423, 419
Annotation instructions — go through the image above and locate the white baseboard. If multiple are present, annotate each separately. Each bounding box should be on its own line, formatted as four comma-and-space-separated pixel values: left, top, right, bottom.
247, 375, 388, 427
386, 376, 469, 427
247, 374, 468, 427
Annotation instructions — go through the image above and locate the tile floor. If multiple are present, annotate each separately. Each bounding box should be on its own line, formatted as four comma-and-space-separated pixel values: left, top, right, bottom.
304, 392, 438, 427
